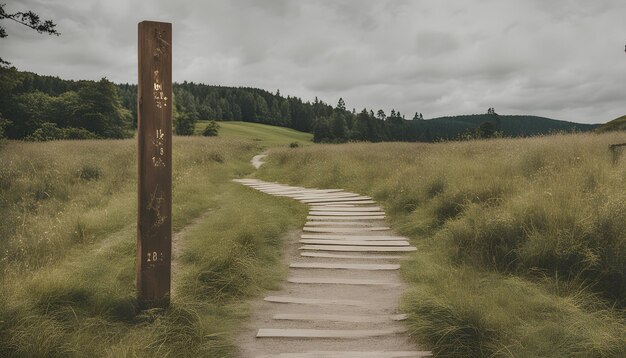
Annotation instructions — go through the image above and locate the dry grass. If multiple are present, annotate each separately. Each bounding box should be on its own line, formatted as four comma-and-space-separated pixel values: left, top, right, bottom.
0, 136, 306, 357
257, 132, 626, 357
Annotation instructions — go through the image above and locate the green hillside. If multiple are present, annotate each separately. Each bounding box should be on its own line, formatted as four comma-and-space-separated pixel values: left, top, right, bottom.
411, 114, 599, 140
195, 121, 313, 147
597, 115, 626, 133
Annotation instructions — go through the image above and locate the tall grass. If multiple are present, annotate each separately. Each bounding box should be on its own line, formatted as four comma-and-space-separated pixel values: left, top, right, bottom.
257, 132, 626, 357
0, 137, 306, 357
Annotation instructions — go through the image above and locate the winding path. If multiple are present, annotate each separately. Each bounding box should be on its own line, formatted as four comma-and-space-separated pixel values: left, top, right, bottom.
233, 175, 431, 357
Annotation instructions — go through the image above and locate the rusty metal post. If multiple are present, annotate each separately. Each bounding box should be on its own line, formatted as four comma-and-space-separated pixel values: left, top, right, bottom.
137, 21, 172, 309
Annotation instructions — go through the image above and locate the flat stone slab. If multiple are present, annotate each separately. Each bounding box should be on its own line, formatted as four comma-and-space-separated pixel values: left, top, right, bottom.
292, 193, 361, 199
306, 216, 386, 221
308, 200, 378, 205
264, 296, 367, 307
304, 221, 381, 227
303, 227, 390, 233
290, 192, 358, 196
244, 184, 284, 188
300, 197, 373, 204
313, 203, 357, 207
300, 252, 403, 260
289, 262, 400, 270
256, 328, 404, 339
267, 190, 321, 195
308, 211, 386, 216
300, 245, 417, 252
301, 234, 408, 241
270, 189, 344, 195
310, 206, 383, 212
272, 313, 408, 323
255, 351, 432, 358
288, 277, 400, 286
299, 239, 410, 247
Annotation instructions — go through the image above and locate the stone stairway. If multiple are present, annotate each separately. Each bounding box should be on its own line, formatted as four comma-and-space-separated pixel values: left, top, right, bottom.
234, 178, 431, 358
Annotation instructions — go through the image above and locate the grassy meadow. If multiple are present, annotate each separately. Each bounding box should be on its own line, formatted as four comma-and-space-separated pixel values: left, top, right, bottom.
257, 132, 626, 357
0, 136, 307, 357
2, 124, 626, 357
195, 121, 313, 147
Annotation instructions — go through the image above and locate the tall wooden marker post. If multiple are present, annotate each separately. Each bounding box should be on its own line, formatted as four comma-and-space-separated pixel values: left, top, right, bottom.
137, 21, 172, 309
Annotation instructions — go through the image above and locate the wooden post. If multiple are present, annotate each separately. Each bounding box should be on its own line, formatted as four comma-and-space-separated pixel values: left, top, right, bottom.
137, 21, 172, 309
609, 143, 626, 165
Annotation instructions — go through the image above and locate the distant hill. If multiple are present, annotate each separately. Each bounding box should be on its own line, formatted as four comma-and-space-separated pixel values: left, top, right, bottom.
408, 114, 599, 140
596, 115, 626, 133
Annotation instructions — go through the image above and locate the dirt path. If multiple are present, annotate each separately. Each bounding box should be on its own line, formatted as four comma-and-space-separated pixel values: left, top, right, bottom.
251, 153, 268, 169
233, 178, 431, 358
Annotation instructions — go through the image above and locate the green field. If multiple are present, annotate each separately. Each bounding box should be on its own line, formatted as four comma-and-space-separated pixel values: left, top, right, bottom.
195, 121, 313, 147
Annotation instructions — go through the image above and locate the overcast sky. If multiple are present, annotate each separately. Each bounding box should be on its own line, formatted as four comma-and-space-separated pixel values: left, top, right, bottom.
3, 0, 625, 123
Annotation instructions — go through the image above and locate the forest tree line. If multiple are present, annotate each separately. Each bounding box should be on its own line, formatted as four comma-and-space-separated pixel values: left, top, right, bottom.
0, 67, 131, 140
0, 67, 596, 141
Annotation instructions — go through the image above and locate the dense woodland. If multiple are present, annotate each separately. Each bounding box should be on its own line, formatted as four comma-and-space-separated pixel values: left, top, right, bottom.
0, 67, 131, 140
0, 67, 598, 141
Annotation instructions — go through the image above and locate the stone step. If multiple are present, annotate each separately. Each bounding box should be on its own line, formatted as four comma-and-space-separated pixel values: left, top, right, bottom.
306, 215, 385, 221
271, 189, 345, 195
301, 197, 373, 204
264, 296, 367, 307
310, 206, 382, 212
300, 245, 417, 252
256, 328, 404, 339
255, 351, 432, 358
308, 211, 386, 216
291, 193, 361, 199
304, 221, 381, 227
300, 252, 403, 260
288, 277, 400, 286
299, 239, 410, 247
301, 234, 407, 241
289, 262, 400, 270
303, 227, 389, 233
272, 313, 408, 323
306, 200, 378, 205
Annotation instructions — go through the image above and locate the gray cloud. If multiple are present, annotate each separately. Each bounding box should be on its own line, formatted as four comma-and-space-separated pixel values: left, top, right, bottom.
2, 0, 625, 123
415, 31, 460, 57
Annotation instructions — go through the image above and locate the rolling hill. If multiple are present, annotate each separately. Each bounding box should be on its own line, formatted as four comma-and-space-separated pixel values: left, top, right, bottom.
407, 114, 599, 140
596, 115, 626, 133
195, 120, 313, 147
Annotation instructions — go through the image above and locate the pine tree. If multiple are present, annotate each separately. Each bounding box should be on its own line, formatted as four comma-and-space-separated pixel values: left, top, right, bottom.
377, 109, 386, 120
336, 98, 346, 111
